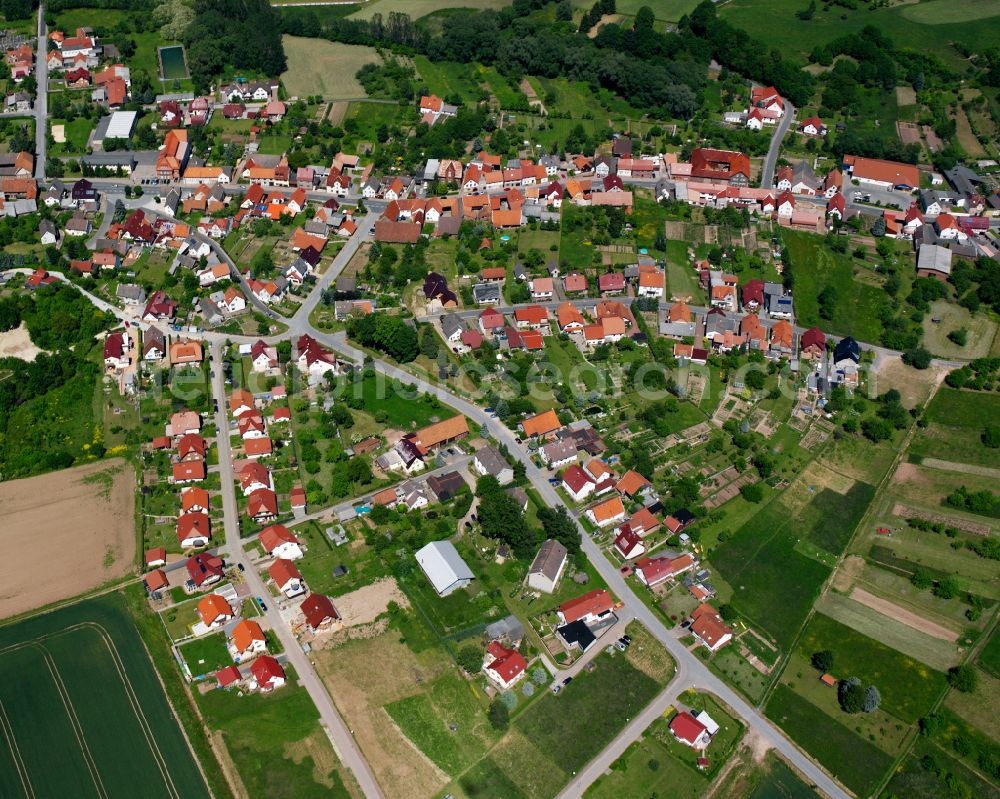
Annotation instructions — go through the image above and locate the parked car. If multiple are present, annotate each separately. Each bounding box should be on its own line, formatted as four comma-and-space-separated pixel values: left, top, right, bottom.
615, 641, 627, 652
562, 676, 573, 686
551, 684, 561, 695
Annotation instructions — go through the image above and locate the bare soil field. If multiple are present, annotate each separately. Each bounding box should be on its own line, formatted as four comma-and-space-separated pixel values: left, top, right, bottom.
851, 587, 957, 641
327, 101, 349, 126
0, 321, 45, 361
815, 591, 960, 670
831, 554, 866, 593
896, 120, 922, 146
334, 577, 410, 627
0, 459, 136, 620
315, 633, 449, 799
873, 354, 947, 407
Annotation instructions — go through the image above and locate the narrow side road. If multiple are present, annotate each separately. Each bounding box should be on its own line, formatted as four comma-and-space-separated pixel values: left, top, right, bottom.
34, 4, 48, 181
761, 103, 795, 189
207, 341, 385, 799
316, 330, 850, 799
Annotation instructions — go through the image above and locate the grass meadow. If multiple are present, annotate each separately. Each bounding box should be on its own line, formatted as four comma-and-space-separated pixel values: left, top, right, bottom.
348, 0, 509, 19
979, 625, 1000, 678
764, 683, 893, 797
911, 388, 1000, 468
280, 37, 382, 98
0, 595, 209, 799
413, 57, 483, 103
783, 230, 886, 343
719, 0, 998, 68
457, 649, 665, 799
795, 612, 946, 723
196, 671, 353, 798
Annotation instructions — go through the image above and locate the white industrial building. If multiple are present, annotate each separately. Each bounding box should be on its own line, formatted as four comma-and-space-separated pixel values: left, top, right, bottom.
415, 540, 475, 597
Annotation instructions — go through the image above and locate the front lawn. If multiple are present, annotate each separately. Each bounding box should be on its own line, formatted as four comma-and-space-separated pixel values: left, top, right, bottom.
178, 632, 232, 675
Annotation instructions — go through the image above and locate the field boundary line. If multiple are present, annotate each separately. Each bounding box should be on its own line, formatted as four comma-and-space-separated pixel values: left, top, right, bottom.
38, 647, 109, 799
61, 622, 181, 799
0, 623, 181, 799
0, 697, 35, 799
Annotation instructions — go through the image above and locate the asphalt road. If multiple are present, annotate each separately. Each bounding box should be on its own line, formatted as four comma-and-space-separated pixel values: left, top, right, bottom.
34, 5, 47, 181
290, 209, 380, 327
314, 330, 850, 799
761, 103, 796, 190
207, 341, 386, 799
14, 166, 969, 799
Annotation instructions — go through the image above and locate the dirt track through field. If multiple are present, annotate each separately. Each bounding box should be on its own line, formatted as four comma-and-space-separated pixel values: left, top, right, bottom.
921, 458, 1000, 480
850, 587, 958, 642
0, 459, 136, 621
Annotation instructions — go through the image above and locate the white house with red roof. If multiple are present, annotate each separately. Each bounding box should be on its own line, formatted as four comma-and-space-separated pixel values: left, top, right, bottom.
250, 655, 286, 692
561, 465, 595, 503
798, 117, 827, 137
749, 86, 784, 116
259, 524, 303, 560
557, 588, 615, 625
634, 553, 695, 588
669, 711, 711, 749
103, 331, 132, 370
482, 641, 528, 690
268, 558, 305, 598
177, 512, 211, 548
216, 665, 243, 689
613, 527, 645, 560
690, 604, 734, 652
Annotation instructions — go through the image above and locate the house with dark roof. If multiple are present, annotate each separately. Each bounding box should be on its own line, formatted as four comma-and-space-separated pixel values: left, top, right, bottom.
473, 445, 513, 485
527, 539, 568, 594
426, 470, 467, 502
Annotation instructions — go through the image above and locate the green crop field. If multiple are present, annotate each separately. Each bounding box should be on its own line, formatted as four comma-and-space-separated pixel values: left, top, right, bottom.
0, 595, 209, 799
516, 654, 661, 775
795, 612, 947, 723
900, 0, 1000, 25
348, 0, 509, 20
883, 737, 1000, 799
765, 683, 893, 797
924, 387, 1000, 428
910, 388, 1000, 468
710, 497, 831, 648
719, 0, 998, 68
978, 624, 1000, 679
799, 482, 875, 557
783, 230, 886, 343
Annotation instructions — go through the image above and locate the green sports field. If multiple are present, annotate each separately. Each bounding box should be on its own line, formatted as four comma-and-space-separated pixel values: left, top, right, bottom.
0, 595, 209, 799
